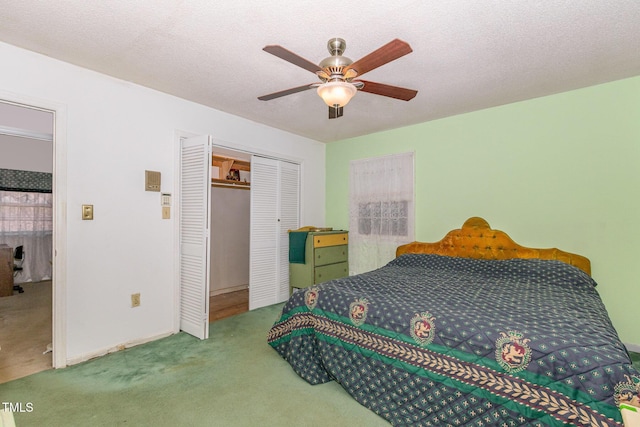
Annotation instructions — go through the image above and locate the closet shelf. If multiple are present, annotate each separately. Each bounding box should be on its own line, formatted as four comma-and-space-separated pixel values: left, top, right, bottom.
211, 154, 250, 189
211, 178, 250, 189
212, 155, 250, 171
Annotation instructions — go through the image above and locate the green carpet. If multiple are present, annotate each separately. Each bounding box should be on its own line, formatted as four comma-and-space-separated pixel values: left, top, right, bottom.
0, 304, 390, 427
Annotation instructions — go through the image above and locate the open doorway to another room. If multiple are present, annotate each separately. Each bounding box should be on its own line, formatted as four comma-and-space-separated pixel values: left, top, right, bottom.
209, 148, 251, 321
0, 101, 54, 383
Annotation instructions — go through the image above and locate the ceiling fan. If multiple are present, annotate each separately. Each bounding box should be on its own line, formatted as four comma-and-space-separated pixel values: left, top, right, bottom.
258, 38, 418, 119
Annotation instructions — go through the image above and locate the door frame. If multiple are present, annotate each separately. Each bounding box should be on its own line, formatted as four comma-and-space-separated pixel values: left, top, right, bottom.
0, 91, 68, 368
172, 131, 304, 333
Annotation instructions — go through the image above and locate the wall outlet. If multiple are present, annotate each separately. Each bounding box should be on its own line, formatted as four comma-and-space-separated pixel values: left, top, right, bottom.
131, 293, 140, 308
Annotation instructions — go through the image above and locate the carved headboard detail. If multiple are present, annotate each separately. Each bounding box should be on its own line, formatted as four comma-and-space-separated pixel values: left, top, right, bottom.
396, 217, 591, 276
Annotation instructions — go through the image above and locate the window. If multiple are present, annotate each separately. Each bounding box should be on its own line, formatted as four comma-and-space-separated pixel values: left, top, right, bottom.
0, 191, 52, 234
0, 190, 53, 282
349, 152, 414, 274
358, 200, 409, 236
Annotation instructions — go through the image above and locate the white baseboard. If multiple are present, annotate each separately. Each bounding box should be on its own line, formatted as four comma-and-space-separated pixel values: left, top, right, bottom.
65, 331, 174, 366
625, 342, 640, 353
210, 284, 248, 297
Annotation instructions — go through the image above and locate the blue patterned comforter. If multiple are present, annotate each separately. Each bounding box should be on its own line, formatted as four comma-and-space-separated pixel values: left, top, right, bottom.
268, 254, 640, 426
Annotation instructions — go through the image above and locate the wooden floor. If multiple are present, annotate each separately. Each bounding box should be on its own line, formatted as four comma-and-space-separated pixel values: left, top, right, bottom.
0, 281, 52, 384
209, 289, 248, 322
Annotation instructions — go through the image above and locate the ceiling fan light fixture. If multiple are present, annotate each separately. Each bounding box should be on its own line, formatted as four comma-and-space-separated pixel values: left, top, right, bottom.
317, 81, 357, 107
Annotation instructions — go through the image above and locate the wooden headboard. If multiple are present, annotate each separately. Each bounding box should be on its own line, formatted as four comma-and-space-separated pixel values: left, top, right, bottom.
396, 217, 591, 276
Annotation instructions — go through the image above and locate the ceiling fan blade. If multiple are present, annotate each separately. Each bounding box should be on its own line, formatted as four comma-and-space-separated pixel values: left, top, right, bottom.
329, 106, 344, 119
263, 45, 322, 74
345, 39, 413, 77
258, 84, 315, 101
356, 80, 418, 101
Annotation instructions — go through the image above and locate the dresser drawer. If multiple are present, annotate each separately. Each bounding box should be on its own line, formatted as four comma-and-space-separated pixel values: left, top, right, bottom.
314, 261, 349, 283
313, 232, 348, 248
314, 245, 348, 267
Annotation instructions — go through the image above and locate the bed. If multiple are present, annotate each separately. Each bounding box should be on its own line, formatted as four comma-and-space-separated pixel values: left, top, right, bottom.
268, 217, 640, 426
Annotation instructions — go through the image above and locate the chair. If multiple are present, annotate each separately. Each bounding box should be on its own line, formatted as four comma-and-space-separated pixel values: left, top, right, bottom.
13, 245, 24, 293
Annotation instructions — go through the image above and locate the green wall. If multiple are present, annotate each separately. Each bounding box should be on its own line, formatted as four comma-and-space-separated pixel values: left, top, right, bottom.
326, 76, 640, 346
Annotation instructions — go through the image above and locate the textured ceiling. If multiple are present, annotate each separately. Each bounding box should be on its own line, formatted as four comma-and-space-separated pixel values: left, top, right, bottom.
1, 1, 639, 143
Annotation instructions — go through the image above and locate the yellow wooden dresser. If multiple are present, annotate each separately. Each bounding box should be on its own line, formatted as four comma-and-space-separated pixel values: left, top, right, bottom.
289, 230, 348, 295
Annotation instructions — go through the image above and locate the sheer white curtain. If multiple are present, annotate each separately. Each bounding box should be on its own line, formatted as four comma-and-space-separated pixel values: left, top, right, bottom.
349, 152, 415, 275
0, 190, 53, 283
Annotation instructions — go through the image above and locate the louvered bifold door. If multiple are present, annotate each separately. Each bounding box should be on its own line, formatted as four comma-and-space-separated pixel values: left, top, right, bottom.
179, 135, 211, 339
249, 156, 279, 310
277, 161, 300, 301
249, 156, 300, 309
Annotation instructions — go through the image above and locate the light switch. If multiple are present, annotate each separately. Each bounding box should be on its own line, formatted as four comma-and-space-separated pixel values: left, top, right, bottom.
162, 206, 170, 219
82, 204, 93, 220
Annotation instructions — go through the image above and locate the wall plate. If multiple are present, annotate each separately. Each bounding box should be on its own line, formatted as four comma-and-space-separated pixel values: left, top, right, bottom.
82, 204, 93, 220
145, 170, 161, 192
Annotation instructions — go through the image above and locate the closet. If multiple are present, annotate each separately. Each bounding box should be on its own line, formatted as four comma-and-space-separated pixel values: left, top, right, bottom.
209, 152, 251, 298
179, 135, 300, 339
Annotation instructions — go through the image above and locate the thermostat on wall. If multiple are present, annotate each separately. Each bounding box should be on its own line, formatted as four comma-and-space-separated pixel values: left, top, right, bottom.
161, 193, 171, 206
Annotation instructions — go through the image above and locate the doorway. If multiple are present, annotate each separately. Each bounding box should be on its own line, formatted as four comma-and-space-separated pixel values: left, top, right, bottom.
0, 101, 54, 382
209, 147, 251, 321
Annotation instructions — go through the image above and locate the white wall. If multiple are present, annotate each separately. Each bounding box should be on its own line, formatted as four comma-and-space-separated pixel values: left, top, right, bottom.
0, 41, 326, 363
210, 185, 250, 295
0, 103, 53, 172
0, 101, 53, 133
0, 135, 53, 173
